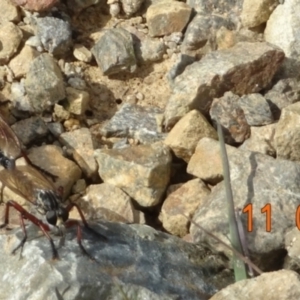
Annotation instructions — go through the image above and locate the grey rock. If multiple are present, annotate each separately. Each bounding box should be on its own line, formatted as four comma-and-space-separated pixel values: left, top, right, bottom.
47, 122, 65, 138
238, 93, 274, 126
67, 77, 87, 90
11, 116, 48, 145
190, 140, 300, 270
94, 142, 172, 207
92, 28, 137, 75
284, 227, 300, 272
210, 92, 250, 144
182, 13, 235, 51
36, 16, 72, 56
0, 221, 233, 300
163, 42, 284, 130
264, 78, 300, 120
25, 53, 65, 113
100, 103, 166, 144
274, 102, 300, 161
120, 0, 145, 16
136, 37, 166, 64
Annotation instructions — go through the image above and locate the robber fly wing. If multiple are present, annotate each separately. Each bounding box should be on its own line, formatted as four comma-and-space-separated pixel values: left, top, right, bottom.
0, 115, 22, 160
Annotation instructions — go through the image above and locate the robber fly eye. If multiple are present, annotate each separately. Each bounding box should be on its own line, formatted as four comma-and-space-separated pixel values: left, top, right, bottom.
46, 211, 57, 225
58, 208, 69, 222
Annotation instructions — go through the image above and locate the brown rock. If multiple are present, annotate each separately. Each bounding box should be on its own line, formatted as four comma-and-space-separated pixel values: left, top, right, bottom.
0, 0, 20, 24
11, 0, 58, 11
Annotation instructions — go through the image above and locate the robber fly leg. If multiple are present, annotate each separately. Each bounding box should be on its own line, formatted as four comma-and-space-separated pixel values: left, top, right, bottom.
12, 214, 28, 258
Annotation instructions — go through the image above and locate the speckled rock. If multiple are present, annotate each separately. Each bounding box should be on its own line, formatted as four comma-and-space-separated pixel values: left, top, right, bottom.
91, 28, 137, 75
120, 0, 145, 16
0, 22, 23, 65
25, 53, 65, 113
163, 42, 284, 130
164, 109, 218, 162
94, 142, 172, 207
146, 2, 192, 37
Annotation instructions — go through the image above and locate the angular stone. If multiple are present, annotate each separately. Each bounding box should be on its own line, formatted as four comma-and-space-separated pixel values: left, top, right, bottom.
159, 178, 210, 237
238, 93, 274, 126
82, 183, 138, 223
146, 2, 192, 37
94, 142, 172, 207
91, 28, 137, 75
241, 0, 278, 28
66, 87, 89, 115
27, 145, 82, 199
136, 37, 165, 64
59, 128, 98, 179
0, 22, 23, 65
25, 54, 65, 113
164, 109, 218, 162
240, 123, 276, 156
211, 270, 300, 300
73, 44, 92, 63
163, 42, 284, 130
0, 0, 20, 23
210, 92, 250, 144
9, 45, 40, 79
274, 102, 300, 161
120, 0, 144, 16
100, 103, 166, 144
265, 0, 300, 59
190, 144, 300, 270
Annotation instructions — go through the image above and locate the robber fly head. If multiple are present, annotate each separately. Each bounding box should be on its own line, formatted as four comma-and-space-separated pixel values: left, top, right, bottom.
35, 189, 69, 227
0, 151, 15, 169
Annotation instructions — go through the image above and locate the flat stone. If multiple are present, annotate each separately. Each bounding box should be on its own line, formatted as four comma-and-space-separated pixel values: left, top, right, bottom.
159, 178, 210, 237
36, 16, 72, 56
59, 128, 98, 179
210, 92, 250, 144
25, 53, 65, 113
265, 0, 300, 59
274, 102, 300, 161
146, 2, 192, 37
27, 145, 82, 199
81, 183, 138, 223
211, 270, 300, 300
163, 42, 284, 130
73, 44, 92, 63
91, 28, 137, 75
94, 142, 172, 207
238, 93, 274, 126
241, 0, 278, 28
9, 45, 40, 79
0, 22, 23, 65
164, 109, 218, 162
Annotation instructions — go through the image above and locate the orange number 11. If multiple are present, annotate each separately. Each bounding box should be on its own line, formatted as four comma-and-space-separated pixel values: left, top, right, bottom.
242, 203, 272, 232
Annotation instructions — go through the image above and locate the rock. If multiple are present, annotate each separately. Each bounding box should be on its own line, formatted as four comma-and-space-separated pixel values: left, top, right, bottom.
47, 122, 65, 138
25, 53, 65, 113
136, 37, 165, 64
53, 103, 70, 121
67, 77, 87, 90
264, 78, 300, 120
210, 92, 250, 144
274, 102, 300, 161
210, 270, 300, 300
182, 13, 234, 51
10, 82, 33, 112
120, 0, 145, 16
66, 0, 100, 15
27, 145, 82, 199
59, 128, 98, 180
284, 227, 300, 271
241, 0, 278, 28
82, 183, 138, 223
11, 116, 48, 146
164, 109, 218, 162
238, 93, 274, 126
94, 142, 172, 207
36, 16, 72, 56
0, 221, 233, 299
160, 178, 210, 237
100, 103, 166, 144
73, 44, 92, 63
146, 2, 192, 37
11, 0, 59, 11
91, 28, 137, 75
0, 0, 20, 23
0, 22, 23, 65
190, 140, 300, 270
8, 45, 40, 79
163, 42, 284, 130
239, 124, 276, 156
187, 137, 234, 184
265, 0, 300, 59
65, 87, 89, 115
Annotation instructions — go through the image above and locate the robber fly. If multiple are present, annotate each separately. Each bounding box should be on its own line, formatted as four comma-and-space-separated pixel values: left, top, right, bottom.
0, 164, 107, 260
